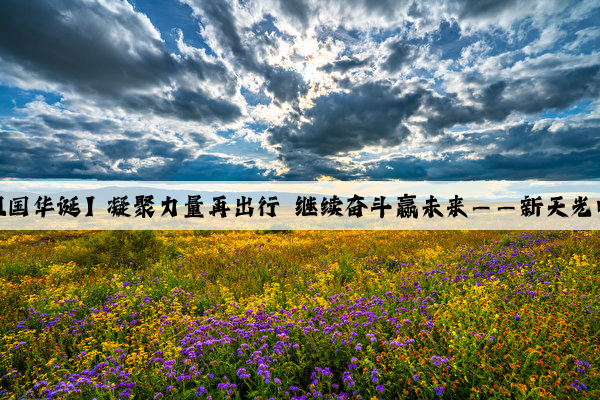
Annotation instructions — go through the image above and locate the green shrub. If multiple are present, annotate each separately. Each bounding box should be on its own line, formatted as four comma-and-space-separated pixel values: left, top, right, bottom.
0, 262, 42, 278
264, 222, 293, 233
499, 234, 512, 247
63, 230, 175, 268
194, 225, 217, 236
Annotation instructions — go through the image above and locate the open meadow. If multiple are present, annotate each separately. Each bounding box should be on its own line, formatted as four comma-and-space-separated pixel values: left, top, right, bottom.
0, 230, 598, 399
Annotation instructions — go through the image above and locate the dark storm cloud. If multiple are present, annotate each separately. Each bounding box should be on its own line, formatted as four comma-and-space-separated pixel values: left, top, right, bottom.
95, 140, 145, 161
154, 154, 272, 180
320, 57, 372, 74
456, 0, 519, 18
268, 82, 424, 156
336, 0, 403, 16
271, 0, 416, 30
419, 64, 600, 134
0, 0, 241, 123
365, 149, 600, 180
4, 104, 201, 152
258, 1, 599, 169
276, 0, 311, 28
185, 0, 309, 105
438, 120, 600, 154
269, 82, 600, 180
263, 67, 309, 106
119, 88, 242, 123
0, 127, 224, 179
418, 93, 481, 135
196, 0, 261, 71
5, 109, 121, 137
266, 56, 600, 163
0, 105, 208, 179
40, 114, 121, 134
380, 41, 416, 72
95, 139, 194, 161
0, 0, 171, 94
491, 65, 600, 116
273, 150, 358, 180
0, 130, 97, 179
362, 118, 600, 180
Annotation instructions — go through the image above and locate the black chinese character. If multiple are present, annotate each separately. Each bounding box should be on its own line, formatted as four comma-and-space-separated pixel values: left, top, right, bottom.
135, 195, 154, 218
162, 196, 178, 217
397, 194, 418, 219
85, 196, 94, 217
447, 195, 467, 218
209, 196, 230, 218
321, 195, 343, 217
296, 196, 318, 216
371, 196, 392, 218
498, 206, 515, 211
423, 195, 443, 218
9, 196, 28, 217
258, 196, 279, 217
58, 196, 81, 217
236, 196, 254, 217
547, 196, 567, 218
184, 195, 204, 218
521, 195, 543, 217
572, 196, 591, 217
108, 196, 131, 217
346, 194, 368, 218
35, 196, 54, 218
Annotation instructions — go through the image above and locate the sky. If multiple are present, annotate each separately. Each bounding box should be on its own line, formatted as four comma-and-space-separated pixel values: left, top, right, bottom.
0, 0, 599, 181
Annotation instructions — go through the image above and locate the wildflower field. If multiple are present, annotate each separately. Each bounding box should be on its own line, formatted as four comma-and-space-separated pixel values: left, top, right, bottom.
0, 230, 599, 400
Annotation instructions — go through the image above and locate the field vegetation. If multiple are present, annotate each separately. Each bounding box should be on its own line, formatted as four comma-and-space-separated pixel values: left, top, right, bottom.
0, 230, 598, 399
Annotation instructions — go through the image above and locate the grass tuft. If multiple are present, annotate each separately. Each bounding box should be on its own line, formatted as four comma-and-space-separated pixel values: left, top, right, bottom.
263, 222, 294, 234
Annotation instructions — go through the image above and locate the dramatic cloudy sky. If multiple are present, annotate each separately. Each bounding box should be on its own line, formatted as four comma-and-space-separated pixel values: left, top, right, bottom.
0, 0, 599, 180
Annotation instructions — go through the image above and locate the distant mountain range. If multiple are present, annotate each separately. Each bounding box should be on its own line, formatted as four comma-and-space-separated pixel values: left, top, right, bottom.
0, 186, 519, 210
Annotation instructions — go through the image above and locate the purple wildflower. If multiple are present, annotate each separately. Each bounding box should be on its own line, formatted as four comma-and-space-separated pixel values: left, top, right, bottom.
576, 360, 590, 373
33, 381, 48, 389
237, 367, 251, 379
370, 368, 379, 383
571, 380, 587, 391
342, 371, 355, 388
258, 363, 271, 383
